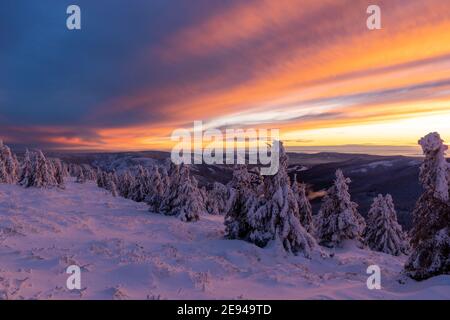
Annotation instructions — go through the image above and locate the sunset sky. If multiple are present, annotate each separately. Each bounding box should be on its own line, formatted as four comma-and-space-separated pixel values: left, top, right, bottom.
1, 0, 450, 154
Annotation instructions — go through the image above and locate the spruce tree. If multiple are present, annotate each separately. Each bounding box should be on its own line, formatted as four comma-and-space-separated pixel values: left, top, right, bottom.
52, 159, 66, 188
146, 166, 165, 212
157, 164, 203, 222
246, 142, 316, 257
0, 140, 18, 184
130, 165, 151, 202
104, 172, 118, 197
32, 150, 57, 188
224, 165, 256, 239
19, 149, 34, 187
206, 182, 232, 215
76, 169, 86, 184
364, 194, 409, 256
96, 168, 105, 188
405, 132, 450, 280
118, 170, 134, 199
292, 175, 314, 234
316, 169, 365, 247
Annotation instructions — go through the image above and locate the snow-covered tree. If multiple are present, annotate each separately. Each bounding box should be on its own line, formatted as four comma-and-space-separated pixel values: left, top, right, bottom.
149, 166, 165, 196
52, 158, 66, 188
405, 132, 450, 280
118, 170, 134, 199
82, 164, 96, 181
146, 166, 166, 212
0, 160, 8, 184
245, 142, 316, 257
292, 175, 314, 234
76, 168, 86, 184
205, 182, 234, 215
130, 165, 151, 202
0, 140, 19, 184
19, 150, 58, 188
62, 162, 70, 178
104, 172, 118, 197
19, 149, 34, 187
32, 150, 57, 188
316, 169, 365, 247
364, 194, 409, 256
96, 168, 105, 188
224, 165, 256, 239
157, 164, 204, 222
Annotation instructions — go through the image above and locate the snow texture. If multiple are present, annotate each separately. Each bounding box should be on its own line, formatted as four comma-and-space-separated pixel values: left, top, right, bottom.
0, 181, 448, 300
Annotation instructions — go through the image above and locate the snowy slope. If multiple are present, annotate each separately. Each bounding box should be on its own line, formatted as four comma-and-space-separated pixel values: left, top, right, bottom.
0, 181, 449, 300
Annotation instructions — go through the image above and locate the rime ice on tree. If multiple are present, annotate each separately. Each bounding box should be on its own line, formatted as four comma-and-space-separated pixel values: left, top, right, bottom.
224, 142, 316, 257
364, 194, 409, 256
52, 158, 66, 188
224, 165, 257, 239
316, 169, 365, 247
206, 182, 234, 215
246, 142, 316, 257
118, 170, 135, 199
0, 140, 19, 184
157, 164, 204, 222
405, 132, 450, 280
130, 165, 151, 202
146, 166, 167, 212
292, 175, 314, 234
20, 150, 58, 188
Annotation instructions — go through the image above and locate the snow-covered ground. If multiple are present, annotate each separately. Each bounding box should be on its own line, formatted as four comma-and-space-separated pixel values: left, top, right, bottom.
0, 181, 449, 300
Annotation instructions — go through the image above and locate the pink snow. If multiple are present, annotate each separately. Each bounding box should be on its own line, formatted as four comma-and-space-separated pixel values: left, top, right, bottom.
0, 180, 449, 300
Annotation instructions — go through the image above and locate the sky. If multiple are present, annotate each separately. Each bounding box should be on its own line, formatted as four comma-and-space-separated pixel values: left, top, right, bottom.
1, 0, 450, 154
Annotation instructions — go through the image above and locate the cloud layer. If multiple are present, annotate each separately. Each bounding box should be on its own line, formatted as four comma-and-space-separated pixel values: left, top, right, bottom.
1, 0, 450, 151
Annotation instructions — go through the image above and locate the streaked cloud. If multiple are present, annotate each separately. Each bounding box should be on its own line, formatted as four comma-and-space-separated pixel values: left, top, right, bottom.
0, 0, 449, 151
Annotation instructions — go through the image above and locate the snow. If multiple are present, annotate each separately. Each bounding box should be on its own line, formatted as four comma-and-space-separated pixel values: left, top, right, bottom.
0, 180, 449, 300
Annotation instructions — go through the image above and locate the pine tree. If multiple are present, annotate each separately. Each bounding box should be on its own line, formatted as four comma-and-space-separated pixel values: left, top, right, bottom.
316, 169, 365, 247
157, 164, 203, 222
292, 175, 314, 234
246, 142, 316, 257
405, 132, 450, 280
364, 194, 409, 256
